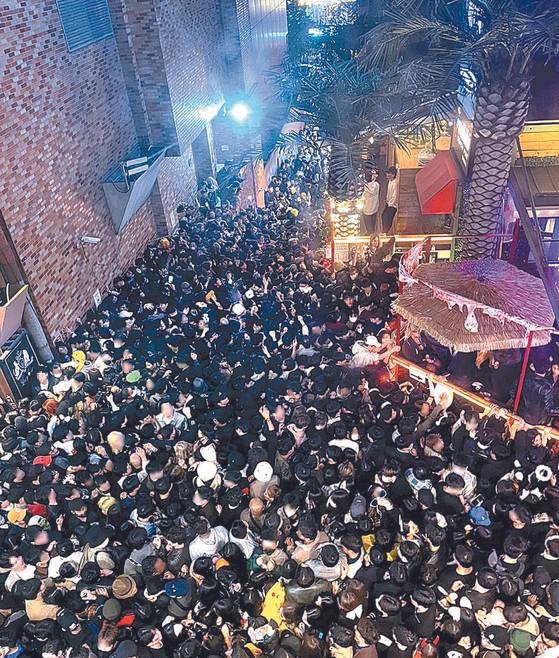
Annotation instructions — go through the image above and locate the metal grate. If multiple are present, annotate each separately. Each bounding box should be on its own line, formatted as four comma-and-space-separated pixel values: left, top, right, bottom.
56, 0, 113, 53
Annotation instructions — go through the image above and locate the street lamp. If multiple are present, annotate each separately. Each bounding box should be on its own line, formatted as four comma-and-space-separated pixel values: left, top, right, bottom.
228, 101, 252, 123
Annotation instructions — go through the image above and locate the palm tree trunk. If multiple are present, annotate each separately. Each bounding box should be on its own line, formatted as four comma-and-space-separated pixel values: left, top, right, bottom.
461, 80, 531, 259
461, 138, 514, 258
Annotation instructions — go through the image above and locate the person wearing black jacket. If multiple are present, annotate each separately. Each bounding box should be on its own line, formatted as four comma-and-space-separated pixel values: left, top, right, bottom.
514, 365, 555, 425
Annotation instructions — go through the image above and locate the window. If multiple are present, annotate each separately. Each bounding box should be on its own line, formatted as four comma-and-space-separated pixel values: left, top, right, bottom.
56, 0, 113, 53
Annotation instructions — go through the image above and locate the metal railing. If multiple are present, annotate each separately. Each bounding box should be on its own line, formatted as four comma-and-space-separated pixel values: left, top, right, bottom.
326, 232, 510, 267
391, 354, 559, 441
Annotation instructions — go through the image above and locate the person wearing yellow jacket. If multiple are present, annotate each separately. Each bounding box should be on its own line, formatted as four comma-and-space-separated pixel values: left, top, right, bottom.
260, 580, 286, 630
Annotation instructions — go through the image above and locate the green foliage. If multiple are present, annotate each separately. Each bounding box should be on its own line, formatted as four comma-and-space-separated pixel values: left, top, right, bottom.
359, 0, 559, 134
268, 56, 407, 200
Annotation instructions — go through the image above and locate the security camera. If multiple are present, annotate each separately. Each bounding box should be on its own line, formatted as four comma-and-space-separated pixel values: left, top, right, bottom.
79, 236, 102, 245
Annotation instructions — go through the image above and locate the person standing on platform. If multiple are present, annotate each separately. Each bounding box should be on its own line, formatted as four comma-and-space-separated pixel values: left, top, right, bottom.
361, 169, 380, 234
382, 166, 399, 235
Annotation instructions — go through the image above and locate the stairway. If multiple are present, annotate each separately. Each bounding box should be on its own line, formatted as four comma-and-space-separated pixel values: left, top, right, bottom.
394, 168, 450, 235
510, 167, 559, 324
396, 168, 422, 234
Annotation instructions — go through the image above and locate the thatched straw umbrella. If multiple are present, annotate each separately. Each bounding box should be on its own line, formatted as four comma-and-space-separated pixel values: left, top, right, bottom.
394, 259, 553, 352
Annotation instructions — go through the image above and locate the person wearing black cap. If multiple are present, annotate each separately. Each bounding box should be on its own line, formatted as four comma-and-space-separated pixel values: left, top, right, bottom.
435, 473, 468, 516
8, 132, 559, 658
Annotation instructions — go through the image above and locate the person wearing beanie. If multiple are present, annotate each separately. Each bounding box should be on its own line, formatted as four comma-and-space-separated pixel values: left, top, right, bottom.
1, 133, 558, 658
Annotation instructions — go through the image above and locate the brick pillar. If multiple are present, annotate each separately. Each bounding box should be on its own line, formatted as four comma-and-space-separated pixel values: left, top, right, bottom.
108, 0, 180, 154
192, 125, 216, 183
107, 0, 151, 148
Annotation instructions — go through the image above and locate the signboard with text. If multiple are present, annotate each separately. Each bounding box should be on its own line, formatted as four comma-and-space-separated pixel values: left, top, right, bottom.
0, 329, 39, 398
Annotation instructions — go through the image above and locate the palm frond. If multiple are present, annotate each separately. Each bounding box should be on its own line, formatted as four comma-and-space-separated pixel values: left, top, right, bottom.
359, 8, 467, 73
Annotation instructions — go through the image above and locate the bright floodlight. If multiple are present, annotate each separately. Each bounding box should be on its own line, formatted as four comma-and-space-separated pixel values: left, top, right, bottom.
229, 101, 251, 123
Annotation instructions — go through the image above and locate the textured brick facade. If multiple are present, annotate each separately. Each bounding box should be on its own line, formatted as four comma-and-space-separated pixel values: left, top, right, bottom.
156, 0, 224, 151
0, 0, 158, 338
1, 0, 287, 339
152, 150, 198, 235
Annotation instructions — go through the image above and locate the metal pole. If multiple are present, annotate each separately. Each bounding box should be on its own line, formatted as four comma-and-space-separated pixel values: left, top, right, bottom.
509, 218, 521, 263
424, 237, 432, 264
513, 330, 534, 414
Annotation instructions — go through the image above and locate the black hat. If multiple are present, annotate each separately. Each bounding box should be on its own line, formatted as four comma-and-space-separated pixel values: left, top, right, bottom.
81, 561, 101, 583
395, 434, 414, 449
320, 544, 339, 567
379, 403, 394, 421
127, 527, 148, 549
491, 442, 511, 459
368, 426, 384, 441
485, 626, 508, 649
85, 524, 111, 548
113, 640, 139, 658
294, 463, 311, 482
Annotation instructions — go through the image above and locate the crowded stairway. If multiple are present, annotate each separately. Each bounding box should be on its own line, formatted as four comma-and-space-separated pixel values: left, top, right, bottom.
2, 140, 559, 658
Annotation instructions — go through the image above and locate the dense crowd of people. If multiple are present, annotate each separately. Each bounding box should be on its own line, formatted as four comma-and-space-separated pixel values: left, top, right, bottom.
3, 140, 559, 658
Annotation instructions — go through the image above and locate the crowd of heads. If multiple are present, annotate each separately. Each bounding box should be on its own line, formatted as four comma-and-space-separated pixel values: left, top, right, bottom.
2, 138, 559, 658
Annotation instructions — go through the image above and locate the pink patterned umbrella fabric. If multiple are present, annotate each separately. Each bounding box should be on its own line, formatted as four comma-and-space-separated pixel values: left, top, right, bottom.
394, 257, 554, 352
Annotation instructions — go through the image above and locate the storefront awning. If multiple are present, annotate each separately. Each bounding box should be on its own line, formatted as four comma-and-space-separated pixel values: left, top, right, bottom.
415, 151, 460, 215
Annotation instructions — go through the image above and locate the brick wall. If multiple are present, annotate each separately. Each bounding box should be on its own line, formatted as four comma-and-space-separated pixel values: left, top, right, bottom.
0, 0, 159, 338
109, 0, 180, 152
155, 0, 225, 152
0, 0, 287, 339
152, 150, 198, 235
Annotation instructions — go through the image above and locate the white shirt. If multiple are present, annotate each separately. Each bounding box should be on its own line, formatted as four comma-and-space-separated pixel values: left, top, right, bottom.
229, 529, 258, 558
349, 340, 380, 368
156, 410, 187, 430
5, 565, 36, 592
362, 180, 380, 215
189, 526, 229, 561
386, 177, 399, 208
48, 551, 83, 579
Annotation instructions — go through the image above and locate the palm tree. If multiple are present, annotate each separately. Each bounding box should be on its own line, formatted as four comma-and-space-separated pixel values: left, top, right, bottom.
271, 57, 395, 201
360, 0, 559, 258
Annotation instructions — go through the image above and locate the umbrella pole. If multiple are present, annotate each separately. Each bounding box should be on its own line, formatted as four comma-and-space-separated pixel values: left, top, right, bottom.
393, 282, 404, 381
513, 331, 534, 414
396, 282, 403, 346
424, 237, 432, 264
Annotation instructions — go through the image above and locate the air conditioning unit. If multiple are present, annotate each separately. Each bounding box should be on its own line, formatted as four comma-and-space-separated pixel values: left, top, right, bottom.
123, 156, 149, 179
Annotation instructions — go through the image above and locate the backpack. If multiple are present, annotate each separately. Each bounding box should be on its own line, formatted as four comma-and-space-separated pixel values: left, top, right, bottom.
509, 628, 537, 656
